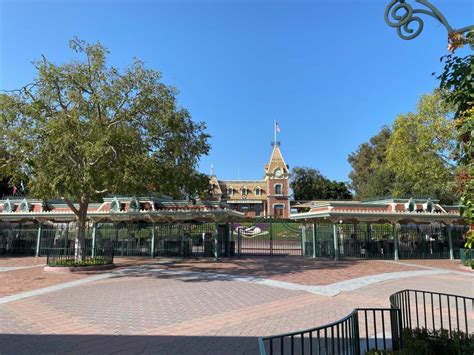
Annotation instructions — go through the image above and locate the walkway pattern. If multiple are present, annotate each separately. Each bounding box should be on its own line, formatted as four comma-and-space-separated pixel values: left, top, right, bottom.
0, 257, 472, 354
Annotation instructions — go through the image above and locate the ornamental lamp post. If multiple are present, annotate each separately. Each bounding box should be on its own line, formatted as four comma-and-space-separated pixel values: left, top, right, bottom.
384, 0, 473, 49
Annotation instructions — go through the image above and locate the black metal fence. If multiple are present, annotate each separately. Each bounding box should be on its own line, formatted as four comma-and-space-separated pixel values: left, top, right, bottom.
259, 289, 473, 355
0, 221, 468, 260
259, 308, 402, 355
231, 219, 305, 256
389, 289, 474, 338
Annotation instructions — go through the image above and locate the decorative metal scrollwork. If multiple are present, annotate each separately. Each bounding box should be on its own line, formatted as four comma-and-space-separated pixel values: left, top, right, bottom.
384, 0, 474, 40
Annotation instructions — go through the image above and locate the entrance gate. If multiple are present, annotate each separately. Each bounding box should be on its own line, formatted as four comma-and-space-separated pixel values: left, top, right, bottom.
231, 218, 304, 256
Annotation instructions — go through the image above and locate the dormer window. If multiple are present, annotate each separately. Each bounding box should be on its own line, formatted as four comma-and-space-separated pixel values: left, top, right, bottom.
255, 187, 261, 196
240, 187, 247, 196
227, 187, 233, 196
405, 198, 415, 212
275, 184, 282, 195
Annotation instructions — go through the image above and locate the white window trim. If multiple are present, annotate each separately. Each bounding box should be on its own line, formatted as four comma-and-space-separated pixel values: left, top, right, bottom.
255, 186, 261, 196
274, 183, 283, 195
227, 187, 233, 196
240, 186, 247, 195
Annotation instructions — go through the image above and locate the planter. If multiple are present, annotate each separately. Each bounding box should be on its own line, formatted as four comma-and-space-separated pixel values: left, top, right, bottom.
44, 263, 115, 273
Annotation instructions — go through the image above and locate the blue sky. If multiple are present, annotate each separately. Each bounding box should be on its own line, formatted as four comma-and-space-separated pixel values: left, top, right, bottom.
1, 0, 472, 183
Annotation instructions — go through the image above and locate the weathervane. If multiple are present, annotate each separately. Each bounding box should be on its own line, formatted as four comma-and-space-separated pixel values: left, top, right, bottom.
384, 0, 474, 41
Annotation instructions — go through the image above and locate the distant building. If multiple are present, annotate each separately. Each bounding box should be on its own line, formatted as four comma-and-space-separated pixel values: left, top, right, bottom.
210, 143, 291, 218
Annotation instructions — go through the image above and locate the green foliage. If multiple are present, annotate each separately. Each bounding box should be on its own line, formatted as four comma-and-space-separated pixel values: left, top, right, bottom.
348, 92, 458, 204
290, 166, 352, 201
386, 91, 458, 204
365, 328, 474, 355
47, 256, 112, 267
348, 126, 394, 199
437, 45, 474, 248
0, 38, 210, 258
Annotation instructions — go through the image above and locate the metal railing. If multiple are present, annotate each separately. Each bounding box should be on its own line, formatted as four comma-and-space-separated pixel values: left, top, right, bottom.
389, 289, 474, 338
259, 289, 473, 354
258, 308, 402, 355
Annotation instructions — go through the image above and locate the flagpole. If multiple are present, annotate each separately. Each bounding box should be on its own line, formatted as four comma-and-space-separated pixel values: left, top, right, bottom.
274, 120, 277, 145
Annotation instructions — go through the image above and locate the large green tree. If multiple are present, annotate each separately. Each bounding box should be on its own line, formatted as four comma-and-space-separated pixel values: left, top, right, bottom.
386, 91, 457, 203
347, 126, 394, 199
291, 167, 352, 201
439, 32, 473, 246
0, 39, 210, 259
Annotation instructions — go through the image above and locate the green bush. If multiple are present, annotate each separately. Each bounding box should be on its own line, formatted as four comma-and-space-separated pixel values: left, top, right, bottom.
365, 328, 474, 355
48, 257, 112, 267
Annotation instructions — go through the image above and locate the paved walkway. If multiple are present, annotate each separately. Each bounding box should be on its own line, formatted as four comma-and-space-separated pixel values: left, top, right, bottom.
0, 257, 472, 354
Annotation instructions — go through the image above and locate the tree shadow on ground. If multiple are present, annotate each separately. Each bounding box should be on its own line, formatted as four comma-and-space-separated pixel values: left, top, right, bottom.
104, 257, 383, 284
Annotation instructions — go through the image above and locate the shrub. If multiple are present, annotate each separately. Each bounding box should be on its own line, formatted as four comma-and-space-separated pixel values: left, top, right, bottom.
47, 257, 112, 267
365, 328, 474, 355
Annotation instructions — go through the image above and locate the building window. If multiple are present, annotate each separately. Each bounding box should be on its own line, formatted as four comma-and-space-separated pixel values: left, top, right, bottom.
255, 205, 261, 216
275, 184, 282, 195
227, 187, 233, 196
240, 187, 247, 195
255, 187, 261, 196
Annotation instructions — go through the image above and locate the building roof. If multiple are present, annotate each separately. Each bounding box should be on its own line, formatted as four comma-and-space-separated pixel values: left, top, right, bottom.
264, 144, 289, 176
0, 196, 244, 223
290, 198, 463, 224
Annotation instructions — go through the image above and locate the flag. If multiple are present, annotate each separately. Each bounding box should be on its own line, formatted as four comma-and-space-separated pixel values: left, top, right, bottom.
12, 186, 17, 195
275, 121, 281, 133
20, 181, 25, 192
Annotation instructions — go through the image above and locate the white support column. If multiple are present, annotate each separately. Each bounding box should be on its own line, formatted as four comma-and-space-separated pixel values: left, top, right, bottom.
35, 223, 42, 257
301, 225, 307, 257
393, 222, 399, 261
312, 223, 316, 258
151, 222, 155, 258
91, 222, 97, 257
333, 223, 339, 261
448, 224, 454, 261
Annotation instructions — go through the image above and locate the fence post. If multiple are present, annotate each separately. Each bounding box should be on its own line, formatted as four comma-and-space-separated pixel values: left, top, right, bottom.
312, 223, 316, 258
447, 224, 454, 260
91, 222, 97, 257
301, 224, 306, 257
227, 223, 232, 257
269, 217, 273, 256
333, 223, 339, 261
237, 228, 241, 256
393, 222, 399, 261
151, 222, 155, 258
353, 311, 361, 355
35, 223, 42, 257
63, 223, 69, 255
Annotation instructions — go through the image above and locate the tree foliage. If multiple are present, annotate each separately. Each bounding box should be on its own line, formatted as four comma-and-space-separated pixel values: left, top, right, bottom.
438, 32, 473, 247
386, 91, 457, 203
348, 92, 457, 204
290, 167, 352, 201
0, 38, 210, 258
348, 126, 394, 199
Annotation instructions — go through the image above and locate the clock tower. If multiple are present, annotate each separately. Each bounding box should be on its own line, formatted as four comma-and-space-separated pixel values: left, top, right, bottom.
264, 143, 290, 218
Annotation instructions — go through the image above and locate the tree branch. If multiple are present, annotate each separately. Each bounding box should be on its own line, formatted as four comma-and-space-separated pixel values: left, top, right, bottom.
62, 197, 80, 216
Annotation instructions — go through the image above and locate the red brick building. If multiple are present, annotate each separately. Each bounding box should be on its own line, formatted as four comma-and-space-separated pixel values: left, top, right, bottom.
210, 143, 291, 218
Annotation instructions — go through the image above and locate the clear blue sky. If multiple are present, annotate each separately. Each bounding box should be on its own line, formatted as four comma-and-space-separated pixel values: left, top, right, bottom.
1, 0, 472, 182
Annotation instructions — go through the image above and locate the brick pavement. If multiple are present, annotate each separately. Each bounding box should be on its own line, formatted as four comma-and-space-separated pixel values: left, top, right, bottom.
0, 257, 472, 354
159, 257, 421, 285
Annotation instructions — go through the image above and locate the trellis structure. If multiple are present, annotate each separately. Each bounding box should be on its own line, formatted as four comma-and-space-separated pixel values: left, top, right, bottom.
291, 198, 467, 260
0, 196, 244, 258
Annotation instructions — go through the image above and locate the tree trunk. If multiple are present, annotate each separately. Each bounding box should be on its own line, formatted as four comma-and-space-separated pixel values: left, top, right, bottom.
75, 215, 87, 261
62, 197, 88, 262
